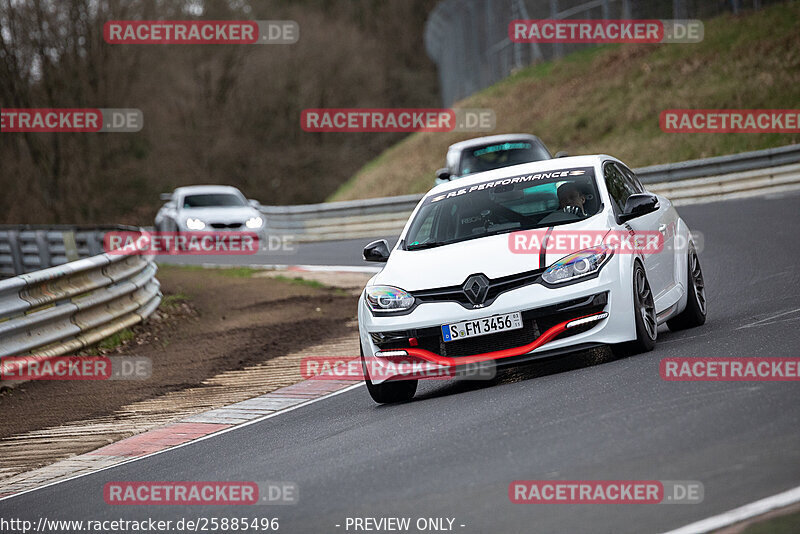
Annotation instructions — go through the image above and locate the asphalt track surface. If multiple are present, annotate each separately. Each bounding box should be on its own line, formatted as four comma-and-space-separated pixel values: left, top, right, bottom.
3, 192, 800, 534
154, 234, 400, 269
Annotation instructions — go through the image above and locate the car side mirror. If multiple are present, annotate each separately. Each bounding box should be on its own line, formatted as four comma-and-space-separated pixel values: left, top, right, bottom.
554, 151, 569, 158
435, 168, 451, 181
363, 239, 390, 262
248, 199, 261, 209
160, 193, 173, 201
619, 193, 659, 222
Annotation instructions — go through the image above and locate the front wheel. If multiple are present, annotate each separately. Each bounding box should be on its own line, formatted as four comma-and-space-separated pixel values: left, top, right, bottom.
614, 262, 657, 356
361, 348, 417, 404
667, 246, 707, 331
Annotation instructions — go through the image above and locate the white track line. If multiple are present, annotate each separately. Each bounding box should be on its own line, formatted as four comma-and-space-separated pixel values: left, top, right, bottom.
155, 262, 381, 274
0, 382, 365, 503
286, 264, 381, 273
661, 484, 800, 534
737, 307, 800, 330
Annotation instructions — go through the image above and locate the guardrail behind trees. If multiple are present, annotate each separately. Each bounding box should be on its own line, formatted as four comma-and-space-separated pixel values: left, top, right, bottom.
425, 0, 773, 107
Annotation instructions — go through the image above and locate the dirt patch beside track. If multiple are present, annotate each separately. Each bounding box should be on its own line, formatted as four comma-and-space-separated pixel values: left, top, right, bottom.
0, 266, 361, 444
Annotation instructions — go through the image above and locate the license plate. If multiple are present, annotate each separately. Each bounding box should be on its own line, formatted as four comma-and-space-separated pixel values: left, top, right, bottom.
441, 312, 523, 342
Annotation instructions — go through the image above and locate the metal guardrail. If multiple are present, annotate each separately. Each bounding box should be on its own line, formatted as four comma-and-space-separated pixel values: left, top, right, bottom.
0, 235, 161, 360
261, 194, 422, 243
0, 224, 139, 277
636, 144, 800, 184
261, 144, 800, 242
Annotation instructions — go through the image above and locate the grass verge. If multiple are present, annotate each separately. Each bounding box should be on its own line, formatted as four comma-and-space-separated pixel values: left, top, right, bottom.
330, 3, 800, 201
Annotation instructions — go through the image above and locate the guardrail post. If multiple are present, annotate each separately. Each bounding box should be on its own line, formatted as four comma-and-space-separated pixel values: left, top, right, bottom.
673, 0, 688, 19
63, 231, 79, 262
550, 0, 563, 59
7, 230, 24, 276
87, 231, 105, 256
34, 231, 52, 270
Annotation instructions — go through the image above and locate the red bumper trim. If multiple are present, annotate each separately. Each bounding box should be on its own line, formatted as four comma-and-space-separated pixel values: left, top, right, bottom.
393, 311, 608, 367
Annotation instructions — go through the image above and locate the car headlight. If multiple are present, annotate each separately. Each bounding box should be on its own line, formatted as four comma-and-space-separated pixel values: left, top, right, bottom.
245, 216, 264, 229
185, 217, 205, 230
542, 245, 613, 284
365, 286, 415, 313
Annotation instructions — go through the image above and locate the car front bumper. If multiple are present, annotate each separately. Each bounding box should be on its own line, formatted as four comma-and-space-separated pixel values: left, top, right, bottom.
358, 265, 636, 384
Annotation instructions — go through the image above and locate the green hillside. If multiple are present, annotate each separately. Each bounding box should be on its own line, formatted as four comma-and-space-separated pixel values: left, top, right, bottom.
331, 2, 800, 201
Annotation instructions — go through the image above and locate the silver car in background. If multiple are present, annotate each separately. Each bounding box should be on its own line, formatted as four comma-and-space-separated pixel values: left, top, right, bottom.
155, 185, 264, 235
435, 133, 565, 185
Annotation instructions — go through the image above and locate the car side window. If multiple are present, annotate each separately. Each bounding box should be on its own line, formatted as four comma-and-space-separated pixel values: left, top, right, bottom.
406, 205, 442, 245
616, 163, 645, 194
447, 150, 460, 176
603, 161, 636, 213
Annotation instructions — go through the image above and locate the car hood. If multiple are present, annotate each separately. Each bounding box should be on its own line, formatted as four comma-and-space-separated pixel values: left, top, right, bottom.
178, 206, 260, 223
373, 214, 613, 291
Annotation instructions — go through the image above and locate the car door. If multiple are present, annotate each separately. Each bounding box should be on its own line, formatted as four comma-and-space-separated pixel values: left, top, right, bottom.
603, 161, 671, 305
618, 163, 680, 299
162, 196, 180, 231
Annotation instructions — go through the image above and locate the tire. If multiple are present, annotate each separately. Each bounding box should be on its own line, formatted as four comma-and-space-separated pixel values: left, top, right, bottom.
614, 261, 657, 356
171, 224, 186, 253
667, 246, 707, 331
361, 348, 417, 404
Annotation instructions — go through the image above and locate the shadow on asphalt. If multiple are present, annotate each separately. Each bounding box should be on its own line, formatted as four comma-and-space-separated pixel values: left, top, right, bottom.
409, 345, 628, 403
370, 323, 697, 407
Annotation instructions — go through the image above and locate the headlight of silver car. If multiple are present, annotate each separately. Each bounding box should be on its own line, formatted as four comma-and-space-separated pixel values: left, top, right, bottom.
185, 217, 206, 230
245, 216, 263, 229
542, 245, 613, 284
365, 286, 415, 313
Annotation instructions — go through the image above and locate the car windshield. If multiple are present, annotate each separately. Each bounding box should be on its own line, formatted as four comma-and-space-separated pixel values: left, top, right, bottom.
457, 141, 550, 177
405, 166, 601, 251
182, 194, 245, 208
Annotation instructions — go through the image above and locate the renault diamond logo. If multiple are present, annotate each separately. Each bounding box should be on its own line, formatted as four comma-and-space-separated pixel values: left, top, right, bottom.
463, 274, 490, 305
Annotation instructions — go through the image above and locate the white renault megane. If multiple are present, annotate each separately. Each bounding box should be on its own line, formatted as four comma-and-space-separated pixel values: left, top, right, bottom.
358, 155, 707, 403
